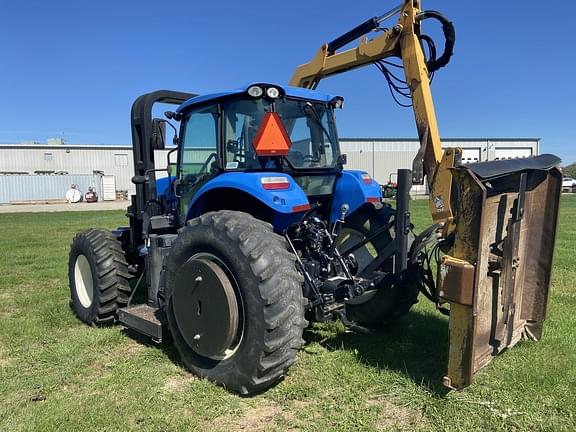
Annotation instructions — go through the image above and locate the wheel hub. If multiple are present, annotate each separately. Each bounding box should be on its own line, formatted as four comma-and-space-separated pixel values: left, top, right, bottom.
74, 254, 94, 308
172, 257, 240, 359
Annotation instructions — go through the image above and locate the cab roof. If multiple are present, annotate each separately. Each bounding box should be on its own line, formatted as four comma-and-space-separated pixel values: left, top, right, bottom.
177, 83, 336, 112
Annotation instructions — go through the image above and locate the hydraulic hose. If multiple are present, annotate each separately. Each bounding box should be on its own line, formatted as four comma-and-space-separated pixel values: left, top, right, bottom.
417, 10, 456, 72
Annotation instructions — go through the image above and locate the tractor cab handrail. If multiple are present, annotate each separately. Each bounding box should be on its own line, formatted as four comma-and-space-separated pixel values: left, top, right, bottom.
129, 90, 196, 246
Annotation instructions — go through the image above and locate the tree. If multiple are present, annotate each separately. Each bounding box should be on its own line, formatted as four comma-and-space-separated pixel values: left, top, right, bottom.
563, 163, 576, 178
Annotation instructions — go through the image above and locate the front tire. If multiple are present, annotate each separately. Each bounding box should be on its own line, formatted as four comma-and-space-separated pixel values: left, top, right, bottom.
68, 229, 132, 325
163, 211, 307, 395
338, 204, 419, 327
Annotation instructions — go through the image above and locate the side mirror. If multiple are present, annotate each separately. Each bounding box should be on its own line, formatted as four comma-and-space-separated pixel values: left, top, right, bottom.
131, 175, 148, 184
337, 153, 347, 167
330, 96, 345, 109
151, 119, 166, 150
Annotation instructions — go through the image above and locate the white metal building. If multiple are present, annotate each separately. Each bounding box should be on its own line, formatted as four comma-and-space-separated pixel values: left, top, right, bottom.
0, 145, 146, 196
341, 138, 540, 186
0, 138, 539, 202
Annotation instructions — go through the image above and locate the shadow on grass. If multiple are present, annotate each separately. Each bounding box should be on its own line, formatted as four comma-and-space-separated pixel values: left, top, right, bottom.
64, 298, 188, 376
120, 326, 188, 367
120, 327, 276, 398
304, 308, 451, 396
110, 302, 450, 396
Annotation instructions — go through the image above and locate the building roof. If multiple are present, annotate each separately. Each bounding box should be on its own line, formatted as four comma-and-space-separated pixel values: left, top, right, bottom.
0, 144, 135, 150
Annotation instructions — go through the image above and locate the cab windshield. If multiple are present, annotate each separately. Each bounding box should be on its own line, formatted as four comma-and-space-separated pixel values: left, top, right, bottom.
222, 97, 339, 171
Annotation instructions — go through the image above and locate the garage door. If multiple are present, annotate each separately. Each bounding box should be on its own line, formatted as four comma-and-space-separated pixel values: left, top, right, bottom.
494, 147, 533, 160
461, 148, 481, 164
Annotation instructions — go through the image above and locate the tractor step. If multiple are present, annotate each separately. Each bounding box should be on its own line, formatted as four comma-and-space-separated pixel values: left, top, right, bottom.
118, 304, 164, 343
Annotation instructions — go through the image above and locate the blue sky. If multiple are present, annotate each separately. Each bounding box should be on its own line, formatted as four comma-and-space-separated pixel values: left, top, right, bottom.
1, 1, 575, 164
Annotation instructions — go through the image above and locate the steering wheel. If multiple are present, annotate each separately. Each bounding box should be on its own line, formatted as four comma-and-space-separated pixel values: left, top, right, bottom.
198, 152, 218, 174
226, 140, 240, 153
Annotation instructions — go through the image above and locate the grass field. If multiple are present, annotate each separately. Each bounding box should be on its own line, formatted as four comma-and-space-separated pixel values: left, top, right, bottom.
0, 196, 574, 431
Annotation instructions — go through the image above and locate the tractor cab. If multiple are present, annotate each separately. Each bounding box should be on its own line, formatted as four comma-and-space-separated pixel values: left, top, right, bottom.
145, 84, 379, 232
173, 84, 343, 215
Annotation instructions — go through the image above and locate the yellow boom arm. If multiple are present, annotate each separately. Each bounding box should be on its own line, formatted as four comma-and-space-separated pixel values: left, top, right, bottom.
290, 0, 455, 227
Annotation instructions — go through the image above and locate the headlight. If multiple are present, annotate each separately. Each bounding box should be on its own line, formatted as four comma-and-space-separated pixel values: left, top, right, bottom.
266, 87, 281, 99
247, 85, 264, 98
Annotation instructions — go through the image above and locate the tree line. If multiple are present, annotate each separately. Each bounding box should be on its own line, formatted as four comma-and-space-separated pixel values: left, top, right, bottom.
563, 163, 576, 178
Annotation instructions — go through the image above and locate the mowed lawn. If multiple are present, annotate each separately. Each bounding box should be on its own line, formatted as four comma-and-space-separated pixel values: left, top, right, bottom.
0, 196, 574, 432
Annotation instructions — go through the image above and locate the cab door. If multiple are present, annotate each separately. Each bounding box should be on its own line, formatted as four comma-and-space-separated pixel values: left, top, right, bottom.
178, 104, 220, 220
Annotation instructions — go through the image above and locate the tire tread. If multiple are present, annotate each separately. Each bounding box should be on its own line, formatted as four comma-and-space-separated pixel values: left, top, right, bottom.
166, 211, 307, 394
69, 229, 132, 325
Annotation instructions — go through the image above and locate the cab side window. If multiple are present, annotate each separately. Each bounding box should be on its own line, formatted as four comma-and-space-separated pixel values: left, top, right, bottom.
178, 105, 219, 219
180, 104, 219, 180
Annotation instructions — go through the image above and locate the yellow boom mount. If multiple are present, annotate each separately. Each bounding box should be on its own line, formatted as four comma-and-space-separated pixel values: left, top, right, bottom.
291, 0, 563, 389
290, 0, 456, 231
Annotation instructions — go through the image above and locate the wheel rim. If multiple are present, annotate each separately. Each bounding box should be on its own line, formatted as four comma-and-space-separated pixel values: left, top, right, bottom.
337, 227, 381, 305
74, 254, 94, 308
172, 253, 244, 361
337, 227, 379, 274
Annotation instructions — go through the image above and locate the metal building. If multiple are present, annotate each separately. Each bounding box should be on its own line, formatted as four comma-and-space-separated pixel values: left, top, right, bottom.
0, 138, 539, 202
0, 174, 105, 204
0, 145, 145, 194
341, 138, 540, 186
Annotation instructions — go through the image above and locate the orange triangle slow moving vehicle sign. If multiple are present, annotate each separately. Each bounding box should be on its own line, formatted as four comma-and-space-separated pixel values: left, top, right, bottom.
253, 112, 292, 156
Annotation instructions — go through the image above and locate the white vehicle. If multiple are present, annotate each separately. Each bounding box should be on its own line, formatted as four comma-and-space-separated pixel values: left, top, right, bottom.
562, 177, 576, 192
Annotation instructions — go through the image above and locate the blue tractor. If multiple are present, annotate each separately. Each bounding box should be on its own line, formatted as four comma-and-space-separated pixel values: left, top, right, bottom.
68, 83, 421, 394
68, 0, 562, 395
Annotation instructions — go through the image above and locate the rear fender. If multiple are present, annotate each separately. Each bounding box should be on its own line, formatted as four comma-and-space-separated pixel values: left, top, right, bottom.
331, 170, 382, 222
186, 172, 310, 231
439, 155, 562, 389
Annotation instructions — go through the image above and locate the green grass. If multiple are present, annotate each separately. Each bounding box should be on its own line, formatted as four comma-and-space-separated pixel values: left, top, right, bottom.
0, 197, 575, 431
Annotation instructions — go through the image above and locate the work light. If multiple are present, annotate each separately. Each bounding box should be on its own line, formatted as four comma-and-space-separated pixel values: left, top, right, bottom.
247, 85, 264, 98
266, 87, 281, 99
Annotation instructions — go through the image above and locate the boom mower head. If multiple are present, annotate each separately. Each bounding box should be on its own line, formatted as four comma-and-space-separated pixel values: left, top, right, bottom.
439, 156, 562, 388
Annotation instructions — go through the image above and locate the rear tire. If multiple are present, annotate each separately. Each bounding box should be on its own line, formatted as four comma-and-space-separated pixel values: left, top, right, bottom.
338, 204, 419, 327
68, 229, 132, 326
163, 211, 307, 395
